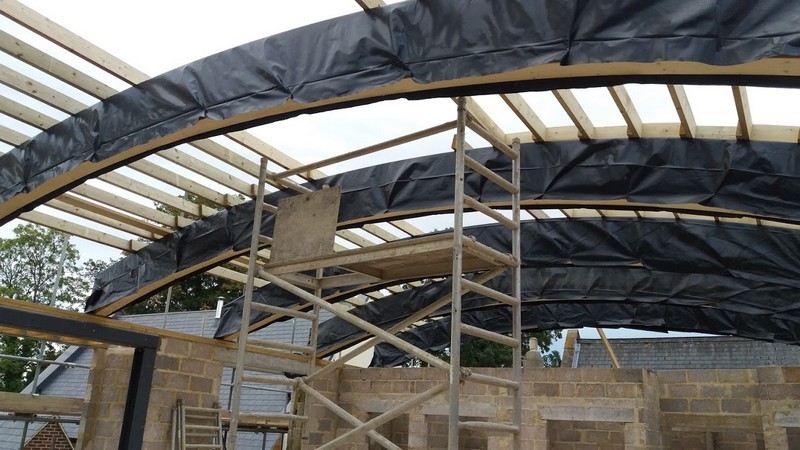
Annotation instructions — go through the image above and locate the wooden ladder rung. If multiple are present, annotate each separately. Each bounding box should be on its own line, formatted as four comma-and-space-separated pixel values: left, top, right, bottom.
184, 406, 222, 413
241, 374, 298, 387
465, 116, 519, 159
462, 237, 518, 267
461, 324, 519, 348
463, 196, 519, 230
184, 424, 221, 431
468, 372, 520, 390
258, 234, 273, 245
250, 302, 317, 320
459, 421, 520, 433
461, 278, 519, 307
243, 413, 309, 422
464, 155, 519, 194
247, 337, 314, 354
185, 432, 220, 437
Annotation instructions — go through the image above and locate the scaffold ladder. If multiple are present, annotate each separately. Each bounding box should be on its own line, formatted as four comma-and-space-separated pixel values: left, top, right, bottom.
226, 158, 316, 449
449, 96, 523, 449
174, 399, 224, 450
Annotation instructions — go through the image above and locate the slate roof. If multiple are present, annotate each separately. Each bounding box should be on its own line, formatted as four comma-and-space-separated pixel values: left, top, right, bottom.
0, 310, 317, 449
573, 336, 800, 370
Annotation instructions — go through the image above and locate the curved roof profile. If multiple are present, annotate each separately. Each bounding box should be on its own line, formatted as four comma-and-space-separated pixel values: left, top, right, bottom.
3, 0, 800, 355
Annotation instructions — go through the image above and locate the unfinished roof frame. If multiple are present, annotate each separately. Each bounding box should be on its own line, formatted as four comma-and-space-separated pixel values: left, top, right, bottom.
2, 0, 800, 448
0, 0, 799, 343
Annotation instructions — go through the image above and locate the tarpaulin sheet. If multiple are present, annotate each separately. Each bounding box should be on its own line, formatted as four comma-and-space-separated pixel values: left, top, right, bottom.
89, 138, 800, 314
370, 302, 800, 367
216, 217, 800, 339
315, 267, 800, 353
3, 0, 800, 222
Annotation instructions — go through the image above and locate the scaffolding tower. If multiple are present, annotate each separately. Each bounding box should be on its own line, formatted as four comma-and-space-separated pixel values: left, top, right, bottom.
226, 97, 522, 449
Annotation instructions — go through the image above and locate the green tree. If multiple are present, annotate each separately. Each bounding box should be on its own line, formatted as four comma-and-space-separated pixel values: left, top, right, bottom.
0, 224, 87, 309
459, 330, 562, 368
118, 192, 243, 314
0, 224, 89, 392
407, 330, 562, 368
122, 271, 243, 314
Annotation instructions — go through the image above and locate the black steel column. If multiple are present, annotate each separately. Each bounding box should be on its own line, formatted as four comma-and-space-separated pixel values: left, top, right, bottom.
119, 347, 157, 450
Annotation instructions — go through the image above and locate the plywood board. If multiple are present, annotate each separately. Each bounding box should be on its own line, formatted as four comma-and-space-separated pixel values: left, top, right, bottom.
270, 186, 341, 263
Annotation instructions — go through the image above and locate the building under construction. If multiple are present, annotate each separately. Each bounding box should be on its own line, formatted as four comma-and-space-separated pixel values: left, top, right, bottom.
1, 0, 800, 448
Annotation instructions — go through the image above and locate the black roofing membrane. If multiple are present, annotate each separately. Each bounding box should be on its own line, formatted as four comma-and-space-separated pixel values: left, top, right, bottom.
90, 138, 800, 314
214, 217, 800, 344
3, 0, 800, 219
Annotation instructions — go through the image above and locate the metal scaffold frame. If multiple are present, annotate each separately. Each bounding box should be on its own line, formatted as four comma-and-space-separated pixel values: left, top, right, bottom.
227, 97, 522, 449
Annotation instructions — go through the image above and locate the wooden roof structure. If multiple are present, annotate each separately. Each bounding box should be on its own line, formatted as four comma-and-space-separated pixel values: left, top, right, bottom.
2, 0, 800, 326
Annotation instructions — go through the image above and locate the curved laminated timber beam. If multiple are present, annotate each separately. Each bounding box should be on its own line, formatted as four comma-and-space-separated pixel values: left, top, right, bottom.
83, 133, 800, 315
3, 0, 800, 226
0, 0, 430, 289
2, 0, 800, 344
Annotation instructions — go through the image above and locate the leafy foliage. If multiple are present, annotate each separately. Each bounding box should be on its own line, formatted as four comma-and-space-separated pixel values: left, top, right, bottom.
122, 270, 243, 314
118, 192, 244, 314
0, 224, 87, 309
407, 330, 562, 368
0, 225, 91, 392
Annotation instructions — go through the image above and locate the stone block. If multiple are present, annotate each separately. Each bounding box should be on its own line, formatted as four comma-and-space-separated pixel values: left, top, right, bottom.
576, 383, 604, 398
558, 369, 582, 382
686, 370, 717, 383
526, 369, 552, 382
189, 375, 213, 393
540, 406, 635, 422
581, 369, 613, 383
782, 367, 800, 383
613, 369, 644, 383
560, 382, 578, 397
657, 370, 687, 383
669, 384, 699, 398
532, 382, 560, 397
721, 398, 754, 414
690, 398, 720, 413
757, 366, 785, 383
762, 384, 800, 400
155, 354, 180, 372
162, 338, 190, 356
177, 357, 205, 374
730, 384, 760, 399
717, 369, 753, 383
659, 398, 688, 413
462, 381, 488, 395
605, 383, 640, 398
698, 384, 726, 398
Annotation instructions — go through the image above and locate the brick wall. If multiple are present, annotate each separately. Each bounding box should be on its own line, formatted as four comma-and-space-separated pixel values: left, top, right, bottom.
24, 422, 73, 450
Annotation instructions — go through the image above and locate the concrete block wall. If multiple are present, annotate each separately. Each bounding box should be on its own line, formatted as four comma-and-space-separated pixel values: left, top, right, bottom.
309, 367, 662, 450
548, 420, 626, 450
77, 337, 224, 450
657, 368, 763, 449
71, 337, 800, 450
300, 366, 800, 450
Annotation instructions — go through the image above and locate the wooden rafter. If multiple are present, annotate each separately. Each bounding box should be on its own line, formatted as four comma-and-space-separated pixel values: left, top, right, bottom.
608, 85, 643, 138
731, 86, 753, 141
667, 84, 697, 138
500, 93, 546, 142
553, 89, 595, 140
